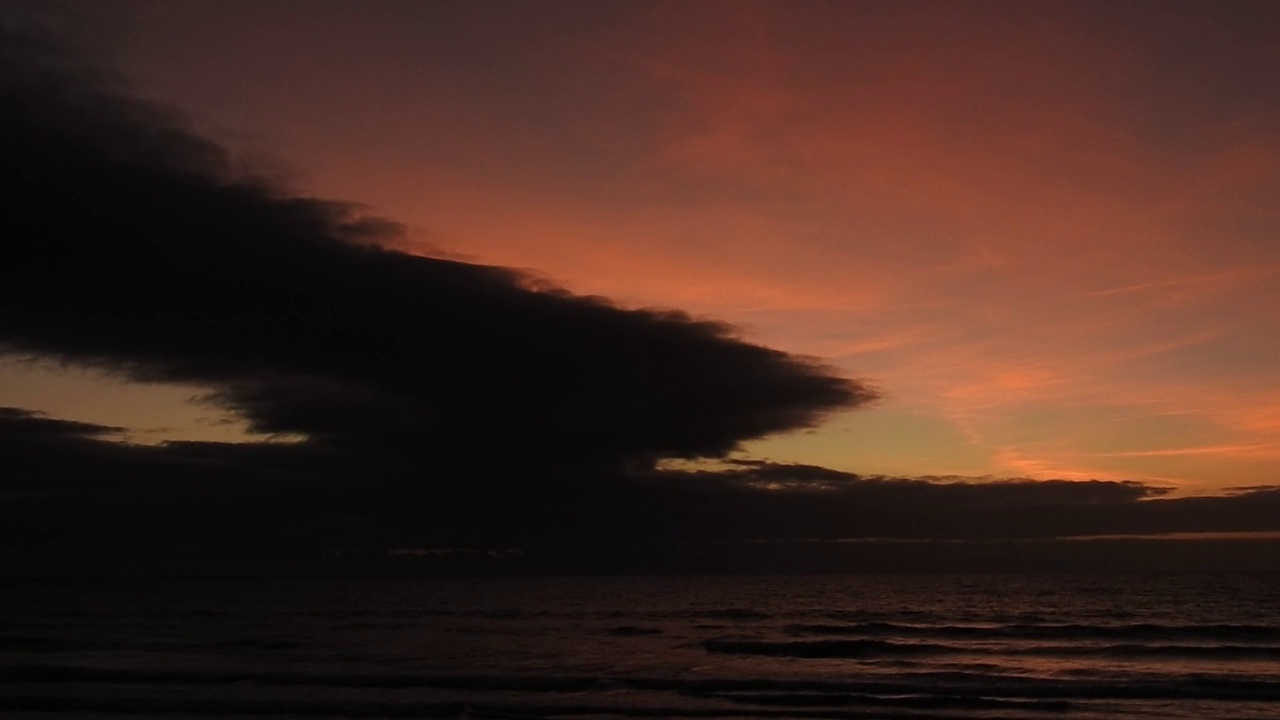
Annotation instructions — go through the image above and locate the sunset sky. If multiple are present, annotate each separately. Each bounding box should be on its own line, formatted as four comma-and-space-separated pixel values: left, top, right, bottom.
3, 1, 1279, 574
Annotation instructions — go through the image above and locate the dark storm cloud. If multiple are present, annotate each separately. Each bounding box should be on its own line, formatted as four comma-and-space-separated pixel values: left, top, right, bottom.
0, 406, 123, 441
0, 30, 871, 470
0, 29, 882, 574
632, 461, 1279, 544
0, 407, 136, 494
0, 406, 335, 500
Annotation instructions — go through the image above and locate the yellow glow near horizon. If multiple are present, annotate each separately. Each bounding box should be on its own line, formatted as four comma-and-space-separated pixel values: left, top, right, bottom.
0, 356, 257, 445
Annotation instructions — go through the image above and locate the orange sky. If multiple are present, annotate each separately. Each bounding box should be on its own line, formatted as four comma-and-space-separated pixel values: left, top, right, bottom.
6, 0, 1279, 494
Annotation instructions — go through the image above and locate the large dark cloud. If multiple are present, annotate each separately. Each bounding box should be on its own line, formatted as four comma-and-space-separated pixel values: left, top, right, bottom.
0, 29, 880, 574
636, 460, 1280, 544
0, 30, 871, 471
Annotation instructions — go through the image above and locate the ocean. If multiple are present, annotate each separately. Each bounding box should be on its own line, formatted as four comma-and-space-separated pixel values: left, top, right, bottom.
1, 574, 1277, 719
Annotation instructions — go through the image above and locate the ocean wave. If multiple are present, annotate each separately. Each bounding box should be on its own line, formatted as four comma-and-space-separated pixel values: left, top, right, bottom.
3, 664, 1279, 702
704, 690, 1073, 712
706, 636, 1280, 661
0, 634, 304, 653
706, 638, 950, 658
785, 622, 1280, 642
0, 693, 1077, 719
0, 635, 70, 652
601, 625, 664, 636
1062, 643, 1280, 659
651, 608, 774, 621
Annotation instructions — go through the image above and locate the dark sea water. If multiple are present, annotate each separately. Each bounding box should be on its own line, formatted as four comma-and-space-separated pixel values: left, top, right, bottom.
1, 574, 1278, 719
